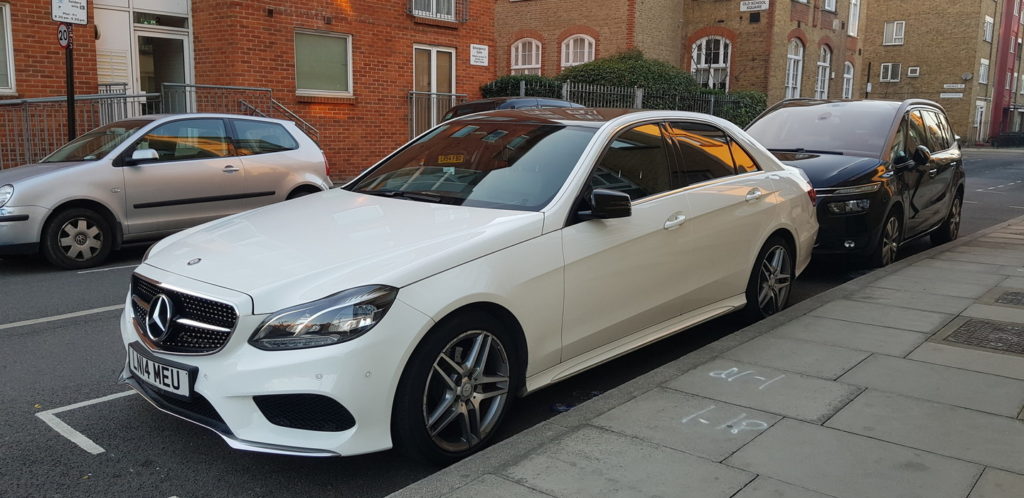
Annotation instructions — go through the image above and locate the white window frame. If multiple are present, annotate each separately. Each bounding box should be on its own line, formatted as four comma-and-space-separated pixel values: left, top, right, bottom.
880, 62, 901, 82
510, 38, 541, 75
815, 45, 831, 99
0, 3, 14, 95
907, 66, 920, 77
1019, 73, 1024, 94
883, 21, 906, 45
1008, 71, 1013, 90
843, 62, 854, 99
561, 35, 595, 68
786, 39, 804, 99
824, 0, 836, 11
848, 0, 861, 37
294, 30, 354, 98
411, 0, 456, 21
984, 16, 994, 42
691, 36, 731, 91
980, 58, 990, 84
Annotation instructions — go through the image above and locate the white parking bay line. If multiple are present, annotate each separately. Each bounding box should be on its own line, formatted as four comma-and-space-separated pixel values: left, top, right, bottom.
0, 304, 124, 331
77, 264, 137, 274
36, 391, 137, 455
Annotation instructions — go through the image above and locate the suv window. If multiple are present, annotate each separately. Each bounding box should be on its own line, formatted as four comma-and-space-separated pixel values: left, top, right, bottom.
137, 119, 231, 162
233, 120, 299, 155
590, 123, 672, 201
904, 111, 929, 157
666, 121, 756, 186
919, 110, 950, 151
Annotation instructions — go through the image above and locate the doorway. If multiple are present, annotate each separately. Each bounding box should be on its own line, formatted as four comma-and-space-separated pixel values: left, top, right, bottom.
136, 32, 192, 113
412, 45, 456, 134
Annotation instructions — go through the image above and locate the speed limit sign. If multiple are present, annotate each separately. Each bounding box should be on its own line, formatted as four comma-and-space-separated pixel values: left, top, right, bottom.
57, 23, 72, 49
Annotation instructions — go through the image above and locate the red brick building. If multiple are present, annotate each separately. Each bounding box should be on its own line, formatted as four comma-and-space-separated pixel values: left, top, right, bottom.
0, 0, 497, 178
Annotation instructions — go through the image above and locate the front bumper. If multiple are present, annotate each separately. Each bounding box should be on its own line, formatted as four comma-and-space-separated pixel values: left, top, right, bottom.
812, 195, 887, 255
0, 205, 47, 254
118, 265, 435, 457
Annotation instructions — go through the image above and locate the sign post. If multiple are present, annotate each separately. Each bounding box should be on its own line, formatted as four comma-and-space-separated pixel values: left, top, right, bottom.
52, 0, 88, 142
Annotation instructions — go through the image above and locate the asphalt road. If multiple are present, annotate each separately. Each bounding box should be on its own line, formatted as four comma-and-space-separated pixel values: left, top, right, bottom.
1, 148, 1021, 497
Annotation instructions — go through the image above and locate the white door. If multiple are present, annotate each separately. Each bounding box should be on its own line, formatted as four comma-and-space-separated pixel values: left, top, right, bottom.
413, 45, 456, 135
561, 122, 698, 360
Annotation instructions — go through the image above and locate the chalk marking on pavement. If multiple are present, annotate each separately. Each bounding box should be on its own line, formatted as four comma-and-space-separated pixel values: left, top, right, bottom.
0, 304, 124, 331
964, 200, 979, 204
36, 391, 137, 455
1010, 206, 1024, 210
77, 264, 137, 274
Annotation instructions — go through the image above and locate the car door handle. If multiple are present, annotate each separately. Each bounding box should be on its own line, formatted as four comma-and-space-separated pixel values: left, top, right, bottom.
745, 188, 764, 202
928, 168, 938, 178
663, 213, 687, 230
222, 166, 240, 173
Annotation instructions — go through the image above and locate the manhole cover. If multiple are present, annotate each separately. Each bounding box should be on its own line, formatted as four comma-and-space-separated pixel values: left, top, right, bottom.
995, 291, 1024, 307
945, 319, 1024, 354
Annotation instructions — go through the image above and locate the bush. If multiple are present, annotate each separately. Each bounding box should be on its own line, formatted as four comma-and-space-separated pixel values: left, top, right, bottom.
481, 74, 562, 98
713, 91, 767, 128
554, 50, 698, 92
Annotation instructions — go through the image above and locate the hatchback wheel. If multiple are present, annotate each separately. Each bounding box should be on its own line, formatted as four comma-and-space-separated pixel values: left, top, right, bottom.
931, 193, 962, 245
41, 208, 113, 270
870, 210, 902, 268
393, 311, 517, 464
743, 236, 794, 319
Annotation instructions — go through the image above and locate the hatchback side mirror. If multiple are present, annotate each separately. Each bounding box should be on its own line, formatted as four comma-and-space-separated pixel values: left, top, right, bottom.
581, 189, 632, 220
126, 148, 159, 165
912, 145, 932, 166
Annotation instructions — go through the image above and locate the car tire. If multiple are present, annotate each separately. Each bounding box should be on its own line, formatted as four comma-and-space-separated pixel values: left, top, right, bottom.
286, 187, 319, 200
743, 235, 794, 320
40, 208, 113, 270
392, 310, 517, 465
931, 192, 963, 246
869, 209, 902, 268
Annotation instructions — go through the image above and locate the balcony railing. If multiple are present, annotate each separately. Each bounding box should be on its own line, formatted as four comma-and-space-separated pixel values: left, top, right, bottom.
408, 0, 469, 23
408, 91, 467, 138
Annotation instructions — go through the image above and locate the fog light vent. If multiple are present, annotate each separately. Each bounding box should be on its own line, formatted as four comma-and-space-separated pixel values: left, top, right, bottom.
253, 394, 356, 432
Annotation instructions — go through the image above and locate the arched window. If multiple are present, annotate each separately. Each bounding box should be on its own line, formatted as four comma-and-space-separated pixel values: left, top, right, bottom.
815, 45, 832, 99
785, 39, 804, 99
843, 62, 855, 99
511, 38, 542, 75
691, 36, 731, 91
561, 35, 595, 68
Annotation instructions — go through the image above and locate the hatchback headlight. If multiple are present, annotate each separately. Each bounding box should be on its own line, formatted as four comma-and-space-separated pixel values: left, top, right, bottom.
827, 199, 871, 214
250, 286, 398, 350
0, 184, 13, 208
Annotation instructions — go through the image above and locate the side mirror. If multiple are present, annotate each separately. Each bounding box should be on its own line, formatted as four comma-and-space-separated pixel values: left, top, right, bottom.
912, 145, 932, 166
581, 189, 632, 220
126, 148, 159, 165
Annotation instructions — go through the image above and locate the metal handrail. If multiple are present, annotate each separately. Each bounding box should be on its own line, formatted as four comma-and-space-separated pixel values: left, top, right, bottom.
272, 98, 320, 141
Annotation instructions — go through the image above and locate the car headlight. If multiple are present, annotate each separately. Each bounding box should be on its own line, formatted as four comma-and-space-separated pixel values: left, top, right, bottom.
827, 199, 871, 214
0, 184, 13, 208
250, 285, 398, 350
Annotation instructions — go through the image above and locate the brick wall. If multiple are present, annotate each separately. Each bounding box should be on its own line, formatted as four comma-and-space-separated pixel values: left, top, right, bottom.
2, 0, 98, 100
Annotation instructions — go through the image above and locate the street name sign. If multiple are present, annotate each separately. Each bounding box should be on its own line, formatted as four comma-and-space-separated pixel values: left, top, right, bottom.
943, 83, 966, 89
939, 93, 964, 99
741, 0, 770, 12
52, 0, 88, 25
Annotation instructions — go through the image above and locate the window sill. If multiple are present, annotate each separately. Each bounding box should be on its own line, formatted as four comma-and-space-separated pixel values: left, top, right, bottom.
296, 93, 356, 104
410, 15, 460, 29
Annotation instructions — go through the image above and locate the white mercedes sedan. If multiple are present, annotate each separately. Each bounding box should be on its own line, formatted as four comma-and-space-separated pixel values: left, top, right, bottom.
119, 108, 817, 463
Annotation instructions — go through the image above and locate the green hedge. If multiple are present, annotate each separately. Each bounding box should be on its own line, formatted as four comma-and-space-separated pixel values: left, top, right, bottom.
554, 50, 699, 92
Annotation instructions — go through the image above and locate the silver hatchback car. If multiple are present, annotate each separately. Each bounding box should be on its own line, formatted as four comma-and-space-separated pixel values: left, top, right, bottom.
0, 114, 332, 269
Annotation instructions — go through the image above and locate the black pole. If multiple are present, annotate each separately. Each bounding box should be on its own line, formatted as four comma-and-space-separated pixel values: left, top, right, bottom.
65, 24, 76, 141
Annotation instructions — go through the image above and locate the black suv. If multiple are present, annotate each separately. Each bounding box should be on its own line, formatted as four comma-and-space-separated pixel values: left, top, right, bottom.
442, 97, 583, 122
747, 99, 965, 267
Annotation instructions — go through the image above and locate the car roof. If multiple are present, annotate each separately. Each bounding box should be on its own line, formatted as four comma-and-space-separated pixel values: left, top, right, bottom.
447, 107, 645, 127
768, 98, 946, 114
125, 113, 295, 125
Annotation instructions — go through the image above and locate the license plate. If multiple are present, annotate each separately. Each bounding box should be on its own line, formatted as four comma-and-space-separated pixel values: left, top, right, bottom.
129, 344, 191, 397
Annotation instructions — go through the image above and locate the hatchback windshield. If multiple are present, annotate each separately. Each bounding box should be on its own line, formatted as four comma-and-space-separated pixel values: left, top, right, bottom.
41, 120, 150, 163
746, 103, 898, 158
348, 120, 597, 211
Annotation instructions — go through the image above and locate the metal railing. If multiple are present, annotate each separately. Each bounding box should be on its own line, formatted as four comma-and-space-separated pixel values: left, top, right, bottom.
408, 91, 468, 137
407, 0, 469, 22
160, 83, 274, 115
0, 92, 160, 169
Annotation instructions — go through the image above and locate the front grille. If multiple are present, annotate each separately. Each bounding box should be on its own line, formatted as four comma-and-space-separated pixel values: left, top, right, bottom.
253, 394, 356, 432
131, 274, 239, 354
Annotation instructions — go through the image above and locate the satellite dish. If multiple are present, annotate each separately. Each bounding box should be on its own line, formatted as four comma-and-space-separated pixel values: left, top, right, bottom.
962, 72, 973, 81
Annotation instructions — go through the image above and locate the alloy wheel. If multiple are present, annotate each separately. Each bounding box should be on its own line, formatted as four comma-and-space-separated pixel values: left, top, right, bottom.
948, 197, 962, 240
756, 245, 792, 316
880, 215, 900, 266
423, 330, 510, 453
58, 217, 104, 261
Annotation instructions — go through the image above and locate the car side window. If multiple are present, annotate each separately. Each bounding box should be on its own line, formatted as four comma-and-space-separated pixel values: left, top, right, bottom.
933, 111, 957, 149
904, 111, 929, 156
665, 121, 754, 187
232, 120, 299, 155
589, 123, 673, 201
136, 119, 231, 162
890, 122, 908, 164
919, 110, 950, 151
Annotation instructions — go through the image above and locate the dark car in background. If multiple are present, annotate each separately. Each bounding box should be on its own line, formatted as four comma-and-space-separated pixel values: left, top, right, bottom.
442, 96, 583, 122
747, 99, 965, 267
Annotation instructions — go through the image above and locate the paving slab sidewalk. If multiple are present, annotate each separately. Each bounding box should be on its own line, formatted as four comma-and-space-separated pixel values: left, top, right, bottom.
392, 215, 1024, 498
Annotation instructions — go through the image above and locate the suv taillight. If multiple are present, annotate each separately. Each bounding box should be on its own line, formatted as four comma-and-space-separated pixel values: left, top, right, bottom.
807, 186, 817, 206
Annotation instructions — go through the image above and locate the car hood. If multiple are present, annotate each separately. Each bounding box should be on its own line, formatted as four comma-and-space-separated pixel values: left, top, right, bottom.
770, 152, 883, 188
145, 189, 545, 313
0, 161, 91, 185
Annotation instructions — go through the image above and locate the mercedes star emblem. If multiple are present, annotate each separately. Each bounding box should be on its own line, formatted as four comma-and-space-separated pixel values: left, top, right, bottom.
145, 294, 174, 342
187, 258, 202, 266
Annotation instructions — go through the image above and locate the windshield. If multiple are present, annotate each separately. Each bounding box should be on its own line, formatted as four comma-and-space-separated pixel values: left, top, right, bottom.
746, 103, 898, 158
348, 120, 597, 211
41, 120, 149, 163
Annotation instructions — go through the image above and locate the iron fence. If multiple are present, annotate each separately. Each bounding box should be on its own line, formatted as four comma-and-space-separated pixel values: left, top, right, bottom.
407, 0, 470, 23
408, 91, 468, 137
